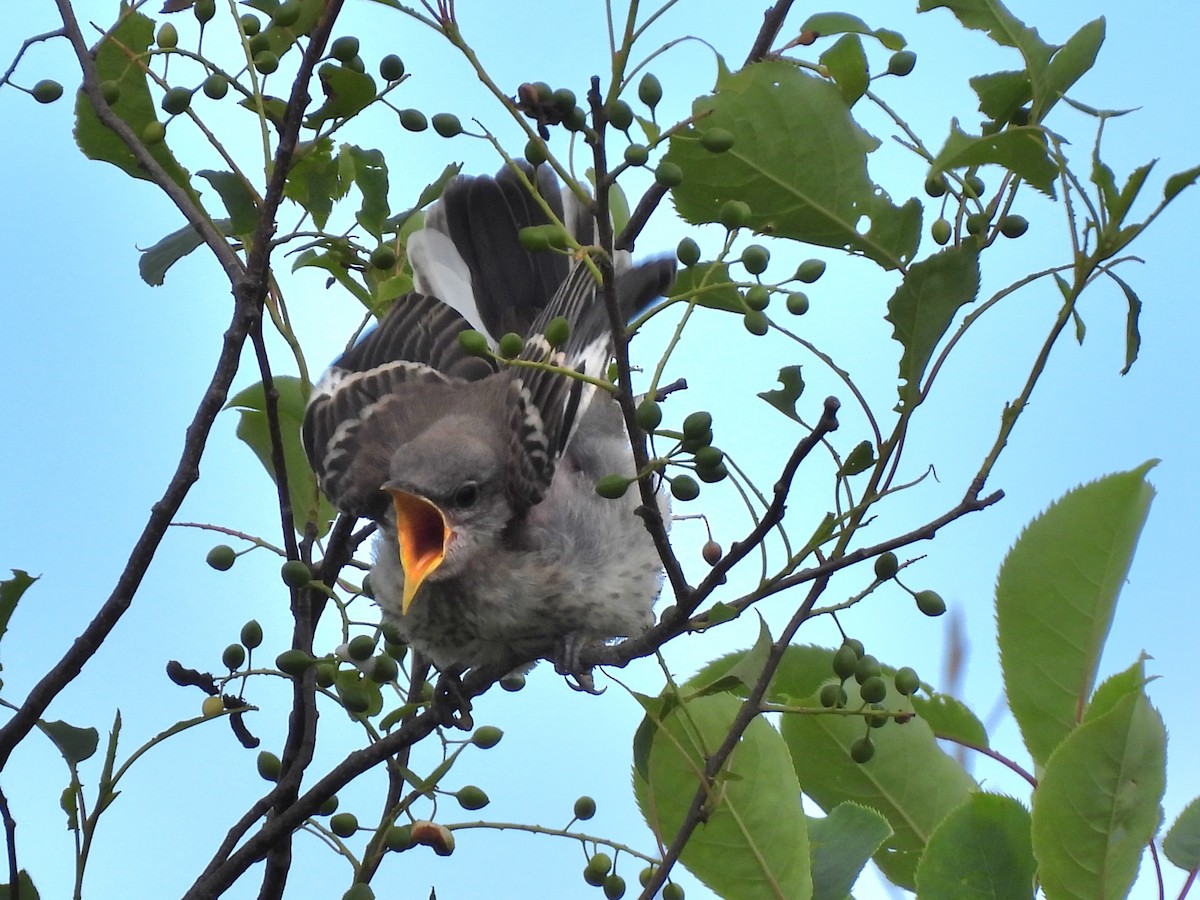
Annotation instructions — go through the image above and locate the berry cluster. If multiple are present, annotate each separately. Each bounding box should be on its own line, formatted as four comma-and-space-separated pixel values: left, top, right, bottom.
821, 638, 921, 764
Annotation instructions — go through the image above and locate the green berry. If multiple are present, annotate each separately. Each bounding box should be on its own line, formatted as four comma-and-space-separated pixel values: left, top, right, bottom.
276, 649, 314, 675
786, 292, 809, 315
867, 705, 890, 728
744, 285, 770, 312
623, 143, 649, 167
222, 643, 246, 670
682, 411, 712, 439
318, 795, 339, 816
931, 218, 951, 245
742, 310, 769, 336
819, 682, 845, 708
378, 54, 405, 81
524, 137, 548, 166
500, 671, 526, 692
965, 213, 986, 236
850, 735, 875, 763
399, 108, 427, 131
455, 785, 489, 811
873, 551, 898, 580
273, 0, 302, 26
329, 812, 358, 838
671, 474, 700, 501
206, 544, 236, 571
314, 663, 336, 688
638, 72, 662, 108
496, 332, 523, 359
635, 399, 663, 431
431, 113, 462, 137
339, 681, 370, 713
854, 654, 882, 684
518, 226, 550, 252
701, 540, 722, 565
588, 852, 613, 876
202, 73, 229, 99
676, 237, 700, 267
639, 868, 656, 887
157, 23, 179, 50
32, 79, 64, 104
471, 726, 504, 749
248, 33, 272, 56
367, 654, 398, 684
280, 559, 311, 588
347, 634, 376, 661
201, 695, 224, 717
700, 127, 735, 153
718, 199, 751, 230
844, 638, 865, 658
544, 316, 570, 348
887, 50, 916, 76
655, 161, 683, 187
240, 14, 261, 36
194, 0, 216, 24
924, 173, 947, 198
595, 474, 630, 499
257, 750, 282, 781
551, 88, 576, 114
999, 214, 1029, 238
574, 795, 597, 820
860, 674, 887, 703
741, 244, 769, 275
916, 589, 947, 617
584, 866, 607, 888
330, 36, 360, 62
796, 258, 826, 283
237, 619, 263, 650
100, 81, 121, 104
606, 99, 633, 131
693, 446, 724, 470
563, 106, 587, 131
370, 245, 397, 269
696, 462, 728, 483
894, 666, 920, 696
254, 51, 280, 75
662, 884, 685, 900
1011, 107, 1031, 126
964, 174, 986, 198
385, 824, 414, 851
452, 330, 487, 359
603, 874, 627, 899
832, 643, 859, 679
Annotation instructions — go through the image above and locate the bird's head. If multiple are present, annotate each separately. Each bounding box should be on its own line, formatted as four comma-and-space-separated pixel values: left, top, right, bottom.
383, 420, 509, 613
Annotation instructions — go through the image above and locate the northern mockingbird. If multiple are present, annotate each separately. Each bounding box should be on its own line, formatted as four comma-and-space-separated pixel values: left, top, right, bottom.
302, 165, 673, 688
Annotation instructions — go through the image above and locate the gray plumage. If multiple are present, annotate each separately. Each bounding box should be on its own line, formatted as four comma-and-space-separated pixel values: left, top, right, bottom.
302, 165, 673, 679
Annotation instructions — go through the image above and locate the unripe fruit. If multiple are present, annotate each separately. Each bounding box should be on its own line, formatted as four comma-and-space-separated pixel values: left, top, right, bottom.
318, 795, 339, 816
330, 36, 360, 62
194, 0, 216, 23
276, 649, 314, 675
741, 244, 769, 275
819, 682, 846, 708
682, 411, 712, 439
248, 33, 272, 56
859, 675, 887, 703
718, 200, 751, 230
161, 86, 192, 115
339, 682, 370, 713
786, 292, 810, 315
451, 331, 489, 361
867, 705, 890, 728
32, 79, 64, 104
850, 735, 875, 763
564, 106, 587, 131
315, 663, 336, 687
207, 544, 236, 571
257, 750, 282, 781
999, 214, 1028, 238
1010, 107, 1031, 126
662, 884, 685, 900
329, 812, 358, 837
606, 99, 633, 131
700, 128, 735, 153
931, 217, 951, 245
588, 852, 613, 876
551, 88, 576, 114
544, 316, 570, 348
742, 310, 769, 336
873, 551, 898, 580
378, 53, 405, 81
696, 462, 728, 483
676, 237, 700, 266
638, 72, 662, 108
280, 559, 311, 588
157, 23, 179, 50
344, 885, 374, 900
623, 143, 649, 167
964, 174, 986, 198
795, 258, 826, 283
603, 874, 627, 899
201, 73, 228, 100
518, 226, 550, 252
347, 634, 376, 661
635, 399, 663, 431
584, 866, 607, 888
431, 112, 462, 137
455, 785, 489, 810
254, 51, 280, 75
497, 332, 523, 359
368, 654, 398, 684
639, 867, 656, 887
471, 725, 503, 749
915, 589, 946, 617
965, 213, 986, 236
240, 14, 261, 36
201, 695, 224, 717
702, 540, 722, 565
574, 795, 597, 820
222, 643, 246, 670
693, 445, 724, 470
671, 474, 700, 501
142, 120, 167, 144
273, 0, 302, 26
854, 654, 882, 684
237, 621, 262, 650
524, 137, 548, 166
100, 81, 121, 104
924, 173, 947, 198
887, 50, 916, 76
744, 285, 770, 312
370, 244, 397, 269
655, 161, 683, 187
385, 824, 414, 851
894, 666, 920, 696
832, 643, 859, 679
399, 108, 427, 131
500, 671, 526, 692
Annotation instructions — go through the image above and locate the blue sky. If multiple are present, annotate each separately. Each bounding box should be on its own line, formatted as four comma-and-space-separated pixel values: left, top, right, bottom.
1, 1, 1198, 897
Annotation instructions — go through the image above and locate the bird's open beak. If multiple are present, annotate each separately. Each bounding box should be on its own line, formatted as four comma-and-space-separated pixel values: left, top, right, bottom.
384, 487, 451, 614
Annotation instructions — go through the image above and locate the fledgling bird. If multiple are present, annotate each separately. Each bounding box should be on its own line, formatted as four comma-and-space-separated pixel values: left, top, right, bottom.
302, 165, 674, 686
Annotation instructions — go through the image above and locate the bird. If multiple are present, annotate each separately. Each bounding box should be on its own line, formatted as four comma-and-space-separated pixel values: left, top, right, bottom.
302, 164, 674, 690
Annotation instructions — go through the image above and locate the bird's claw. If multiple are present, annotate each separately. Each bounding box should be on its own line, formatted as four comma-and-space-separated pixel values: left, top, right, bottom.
553, 634, 605, 695
431, 669, 474, 730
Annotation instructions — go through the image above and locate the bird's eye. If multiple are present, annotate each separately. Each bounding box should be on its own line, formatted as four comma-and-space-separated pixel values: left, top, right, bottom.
452, 482, 479, 509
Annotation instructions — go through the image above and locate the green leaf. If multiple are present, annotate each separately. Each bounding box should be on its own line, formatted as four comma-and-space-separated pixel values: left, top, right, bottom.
665, 60, 919, 270
305, 64, 378, 129
808, 803, 893, 900
139, 218, 233, 287
198, 170, 260, 236
1104, 271, 1141, 375
929, 120, 1058, 196
969, 70, 1032, 122
837, 440, 874, 476
225, 376, 336, 536
1105, 161, 1156, 230
634, 693, 812, 899
819, 34, 869, 106
886, 243, 981, 410
800, 13, 906, 50
911, 692, 989, 748
1163, 795, 1200, 872
0, 870, 40, 900
0, 570, 36, 660
41, 719, 99, 765
915, 793, 1035, 899
1082, 657, 1148, 724
284, 138, 346, 230
669, 261, 742, 313
757, 366, 805, 423
1163, 163, 1200, 203
340, 145, 390, 239
386, 162, 463, 231
73, 9, 198, 204
996, 462, 1156, 768
1042, 18, 1104, 115
238, 94, 288, 129
685, 616, 773, 698
781, 672, 977, 889
1031, 688, 1166, 899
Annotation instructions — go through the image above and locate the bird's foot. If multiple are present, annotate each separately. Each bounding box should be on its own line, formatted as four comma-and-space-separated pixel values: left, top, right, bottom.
431, 668, 474, 730
552, 634, 605, 695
